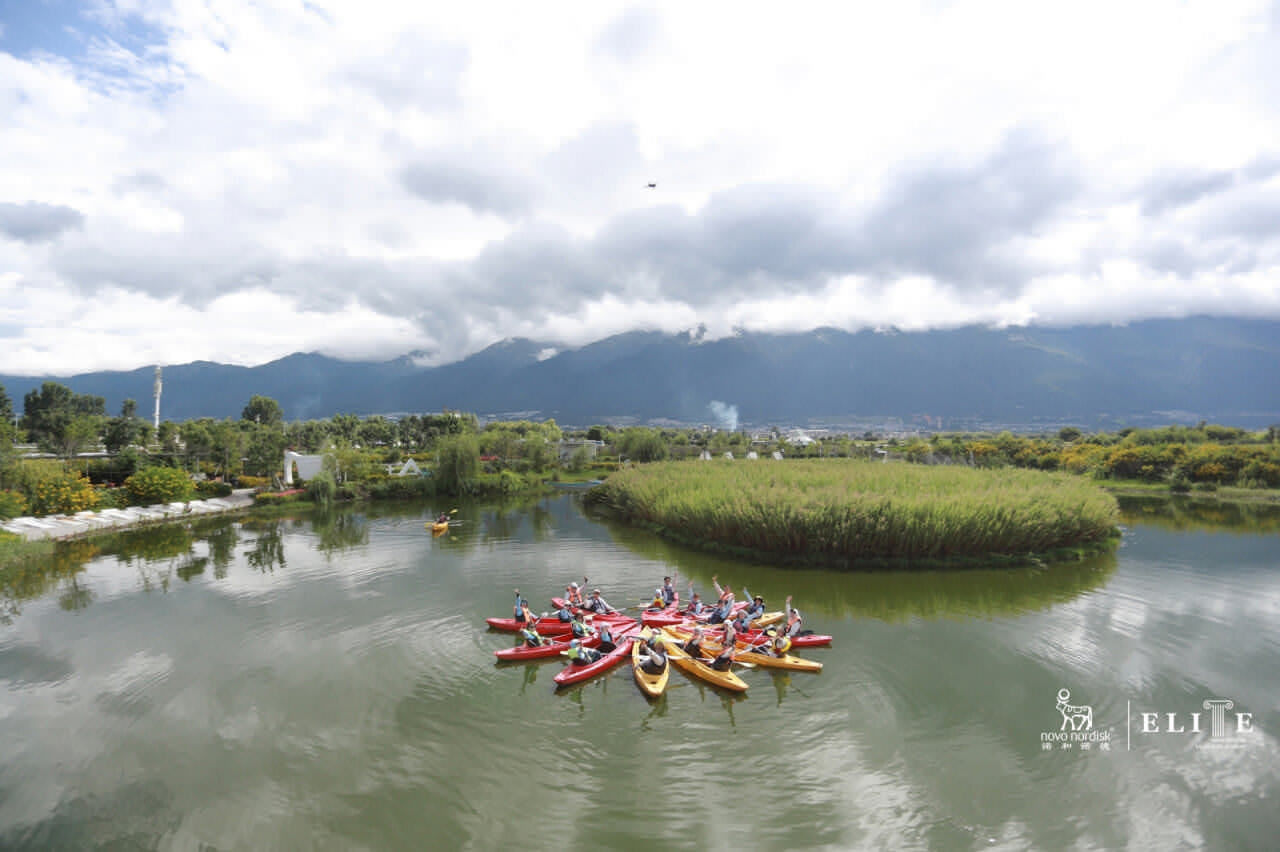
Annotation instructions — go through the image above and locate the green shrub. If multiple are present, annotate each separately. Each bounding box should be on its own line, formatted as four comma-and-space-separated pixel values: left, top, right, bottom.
236, 475, 270, 490
307, 470, 337, 507
194, 480, 233, 498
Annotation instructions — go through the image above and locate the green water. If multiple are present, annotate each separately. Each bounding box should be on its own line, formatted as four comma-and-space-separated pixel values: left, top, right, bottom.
0, 495, 1277, 851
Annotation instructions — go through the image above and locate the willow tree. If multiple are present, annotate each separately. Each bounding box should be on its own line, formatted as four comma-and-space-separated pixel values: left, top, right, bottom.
434, 433, 480, 495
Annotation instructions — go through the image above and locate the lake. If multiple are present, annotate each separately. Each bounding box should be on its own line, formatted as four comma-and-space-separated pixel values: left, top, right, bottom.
1, 493, 1277, 851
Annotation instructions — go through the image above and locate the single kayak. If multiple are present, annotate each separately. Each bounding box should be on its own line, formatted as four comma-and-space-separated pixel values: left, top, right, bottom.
494, 634, 601, 662
631, 633, 670, 698
429, 521, 449, 535
553, 626, 642, 688
661, 632, 749, 693
485, 611, 634, 635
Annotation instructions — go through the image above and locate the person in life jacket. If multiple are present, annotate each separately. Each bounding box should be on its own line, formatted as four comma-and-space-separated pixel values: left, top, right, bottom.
647, 589, 666, 611
729, 610, 751, 636
771, 634, 793, 657
710, 645, 735, 671
565, 581, 586, 607
637, 638, 667, 674
512, 590, 535, 624
583, 589, 614, 614
782, 595, 805, 636
519, 624, 546, 648
661, 573, 678, 606
556, 599, 574, 623
596, 621, 617, 653
684, 587, 707, 616
681, 627, 705, 659
741, 589, 766, 620
567, 638, 600, 666
570, 611, 594, 640
721, 618, 738, 650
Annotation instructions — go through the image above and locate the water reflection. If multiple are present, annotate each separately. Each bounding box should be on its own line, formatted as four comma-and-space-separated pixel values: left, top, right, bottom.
243, 520, 287, 573
0, 492, 1276, 851
312, 508, 370, 553
1119, 494, 1280, 533
597, 506, 1120, 622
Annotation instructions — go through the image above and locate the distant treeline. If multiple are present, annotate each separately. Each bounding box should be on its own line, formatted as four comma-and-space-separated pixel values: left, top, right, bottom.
3, 379, 1279, 523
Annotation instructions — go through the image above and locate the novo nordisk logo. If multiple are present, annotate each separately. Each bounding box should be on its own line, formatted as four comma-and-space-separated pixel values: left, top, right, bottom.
1042, 688, 1257, 753
1041, 689, 1112, 751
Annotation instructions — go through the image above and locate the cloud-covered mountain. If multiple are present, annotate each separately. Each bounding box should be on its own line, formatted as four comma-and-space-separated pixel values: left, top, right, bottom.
2, 317, 1277, 431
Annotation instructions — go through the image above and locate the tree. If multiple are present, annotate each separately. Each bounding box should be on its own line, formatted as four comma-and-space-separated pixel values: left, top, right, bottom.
49, 415, 101, 460
104, 398, 149, 453
617, 427, 669, 463
244, 423, 287, 479
0, 384, 13, 428
21, 382, 106, 451
241, 395, 283, 427
434, 433, 480, 495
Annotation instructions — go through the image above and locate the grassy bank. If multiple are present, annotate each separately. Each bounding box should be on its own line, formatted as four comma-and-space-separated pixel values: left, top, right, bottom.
583, 459, 1120, 569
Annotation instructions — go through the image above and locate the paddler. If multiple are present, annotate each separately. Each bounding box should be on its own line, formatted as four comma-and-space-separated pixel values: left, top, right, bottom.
661, 573, 678, 606
709, 645, 735, 671
567, 639, 600, 666
519, 623, 547, 648
570, 610, 594, 640
512, 590, 536, 624
583, 588, 614, 615
707, 576, 734, 625
555, 598, 574, 623
741, 588, 766, 621
681, 627, 705, 659
596, 621, 617, 653
637, 634, 667, 674
646, 588, 666, 611
782, 595, 803, 637
721, 618, 738, 650
565, 580, 586, 607
684, 585, 708, 616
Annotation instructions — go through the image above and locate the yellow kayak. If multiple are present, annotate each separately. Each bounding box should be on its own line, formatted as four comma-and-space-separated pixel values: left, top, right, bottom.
428, 521, 449, 535
663, 625, 822, 672
631, 636, 670, 698
750, 611, 784, 629
660, 630, 748, 692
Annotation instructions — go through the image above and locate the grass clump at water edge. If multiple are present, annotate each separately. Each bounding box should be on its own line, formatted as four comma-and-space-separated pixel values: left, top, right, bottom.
583, 459, 1120, 569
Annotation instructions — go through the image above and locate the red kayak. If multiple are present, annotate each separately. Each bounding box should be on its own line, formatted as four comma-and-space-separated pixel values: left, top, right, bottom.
485, 615, 576, 636
642, 600, 747, 627
494, 634, 601, 661
553, 624, 642, 687
485, 611, 633, 635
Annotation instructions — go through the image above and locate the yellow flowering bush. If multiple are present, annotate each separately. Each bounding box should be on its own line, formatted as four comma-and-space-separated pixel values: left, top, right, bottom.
30, 471, 99, 516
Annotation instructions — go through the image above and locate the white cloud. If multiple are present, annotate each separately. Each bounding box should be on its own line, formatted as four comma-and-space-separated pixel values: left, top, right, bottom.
2, 0, 1278, 374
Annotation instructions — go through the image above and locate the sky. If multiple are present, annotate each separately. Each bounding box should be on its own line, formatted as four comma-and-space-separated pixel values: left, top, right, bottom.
2, 0, 1279, 377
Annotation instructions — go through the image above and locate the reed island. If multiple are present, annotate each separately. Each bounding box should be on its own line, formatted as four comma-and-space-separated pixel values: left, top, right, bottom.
583, 459, 1120, 569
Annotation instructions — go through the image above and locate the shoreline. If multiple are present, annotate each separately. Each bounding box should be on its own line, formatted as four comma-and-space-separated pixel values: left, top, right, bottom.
1, 489, 257, 542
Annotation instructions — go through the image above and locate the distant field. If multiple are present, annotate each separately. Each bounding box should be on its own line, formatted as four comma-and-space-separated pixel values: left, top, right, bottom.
584, 459, 1120, 568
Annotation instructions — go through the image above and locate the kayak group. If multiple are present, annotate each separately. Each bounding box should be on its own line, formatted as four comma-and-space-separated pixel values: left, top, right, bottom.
487, 573, 831, 696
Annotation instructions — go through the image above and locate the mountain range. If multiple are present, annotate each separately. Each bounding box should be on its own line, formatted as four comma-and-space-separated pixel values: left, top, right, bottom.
3, 317, 1278, 432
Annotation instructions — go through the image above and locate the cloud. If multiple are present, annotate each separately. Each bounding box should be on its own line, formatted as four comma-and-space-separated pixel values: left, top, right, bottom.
1, 0, 1279, 375
0, 202, 85, 242
400, 156, 537, 219
594, 5, 664, 63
